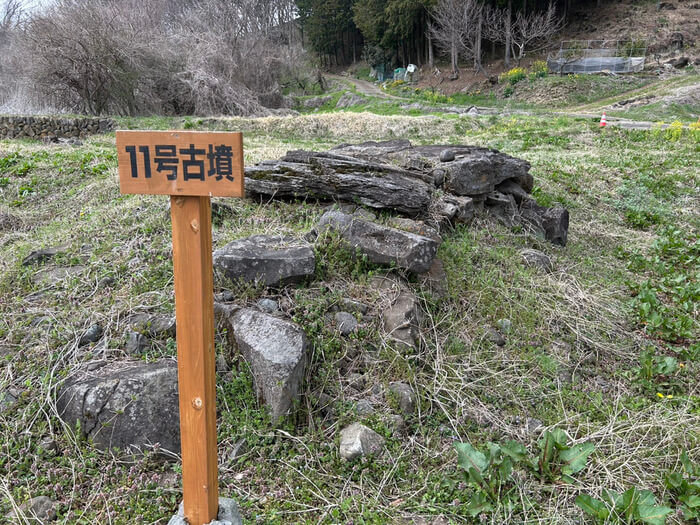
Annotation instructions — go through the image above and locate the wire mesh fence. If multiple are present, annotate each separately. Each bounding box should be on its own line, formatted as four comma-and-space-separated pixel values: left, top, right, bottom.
547, 39, 647, 74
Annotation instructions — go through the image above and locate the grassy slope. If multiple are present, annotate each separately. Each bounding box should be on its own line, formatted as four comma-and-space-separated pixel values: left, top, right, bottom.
0, 108, 698, 524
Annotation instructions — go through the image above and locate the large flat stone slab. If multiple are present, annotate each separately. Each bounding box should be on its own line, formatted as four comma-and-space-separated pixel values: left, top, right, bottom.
56, 360, 180, 454
316, 211, 439, 273
213, 235, 315, 287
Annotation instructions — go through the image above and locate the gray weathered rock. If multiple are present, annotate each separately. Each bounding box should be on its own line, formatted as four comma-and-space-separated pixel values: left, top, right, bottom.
355, 399, 375, 416
439, 149, 456, 162
339, 298, 368, 314
6, 496, 57, 522
33, 266, 85, 286
228, 308, 308, 421
335, 311, 358, 336
388, 382, 416, 414
485, 191, 519, 227
0, 390, 17, 414
300, 95, 333, 108
520, 201, 569, 246
418, 258, 448, 298
487, 328, 506, 346
125, 330, 149, 355
78, 324, 103, 346
383, 290, 423, 350
257, 298, 279, 314
316, 211, 439, 273
441, 195, 475, 224
339, 423, 385, 460
386, 217, 442, 242
336, 92, 365, 108
520, 248, 553, 272
56, 360, 180, 453
128, 313, 176, 338
245, 150, 433, 216
213, 235, 315, 288
168, 498, 243, 525
22, 246, 67, 266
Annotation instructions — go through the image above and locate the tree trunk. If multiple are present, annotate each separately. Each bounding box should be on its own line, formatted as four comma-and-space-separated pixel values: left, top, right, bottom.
451, 37, 458, 76
428, 33, 434, 67
474, 11, 482, 71
505, 0, 512, 67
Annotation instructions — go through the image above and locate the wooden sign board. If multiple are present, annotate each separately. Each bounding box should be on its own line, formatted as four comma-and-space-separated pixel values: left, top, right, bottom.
116, 130, 244, 197
116, 130, 245, 525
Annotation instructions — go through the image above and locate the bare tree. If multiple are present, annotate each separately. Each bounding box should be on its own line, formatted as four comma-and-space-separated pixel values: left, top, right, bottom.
485, 3, 564, 66
429, 0, 482, 79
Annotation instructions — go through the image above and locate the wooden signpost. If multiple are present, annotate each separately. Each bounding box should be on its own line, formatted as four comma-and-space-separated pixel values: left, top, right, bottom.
117, 130, 244, 525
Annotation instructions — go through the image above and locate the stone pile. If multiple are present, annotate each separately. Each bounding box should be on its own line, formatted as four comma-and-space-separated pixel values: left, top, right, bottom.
0, 116, 114, 140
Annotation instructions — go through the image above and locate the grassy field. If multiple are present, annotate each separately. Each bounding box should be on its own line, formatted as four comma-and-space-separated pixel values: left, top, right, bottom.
0, 103, 698, 524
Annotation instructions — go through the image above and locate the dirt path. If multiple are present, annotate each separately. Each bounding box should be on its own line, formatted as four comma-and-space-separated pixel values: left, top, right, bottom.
326, 74, 407, 100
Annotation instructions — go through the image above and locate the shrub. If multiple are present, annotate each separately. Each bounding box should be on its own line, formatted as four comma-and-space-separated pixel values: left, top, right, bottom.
529, 60, 548, 79
499, 67, 527, 85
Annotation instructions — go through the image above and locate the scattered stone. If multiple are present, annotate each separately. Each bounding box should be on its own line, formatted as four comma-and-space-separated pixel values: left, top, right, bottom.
316, 211, 439, 273
441, 147, 531, 196
216, 290, 236, 302
384, 414, 406, 436
228, 308, 308, 421
339, 298, 368, 314
335, 311, 358, 336
497, 319, 512, 333
383, 291, 423, 350
39, 438, 58, 455
520, 248, 553, 273
300, 95, 333, 109
668, 56, 689, 69
22, 246, 67, 266
257, 298, 279, 314
355, 399, 375, 416
418, 258, 448, 298
347, 373, 365, 391
56, 360, 179, 453
336, 92, 365, 108
387, 217, 441, 242
128, 314, 176, 338
168, 498, 243, 525
216, 354, 230, 373
213, 235, 315, 288
520, 201, 569, 246
33, 266, 85, 286
439, 149, 456, 162
525, 418, 544, 435
388, 382, 416, 415
485, 191, 519, 227
6, 496, 57, 522
78, 324, 103, 346
125, 330, 148, 355
97, 276, 115, 289
0, 390, 17, 414
339, 423, 385, 460
486, 329, 506, 347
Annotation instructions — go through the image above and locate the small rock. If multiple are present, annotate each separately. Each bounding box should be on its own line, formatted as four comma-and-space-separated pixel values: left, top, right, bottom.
388, 382, 416, 415
339, 298, 368, 314
384, 414, 406, 436
347, 373, 365, 391
128, 314, 176, 338
335, 311, 358, 336
355, 399, 375, 416
520, 248, 553, 273
39, 438, 58, 455
419, 258, 448, 298
218, 290, 236, 302
496, 319, 512, 333
525, 418, 544, 435
439, 149, 456, 162
22, 246, 67, 266
339, 423, 385, 460
78, 324, 103, 346
7, 496, 57, 522
383, 291, 423, 350
168, 497, 242, 525
33, 266, 85, 286
125, 330, 148, 355
97, 276, 115, 289
486, 329, 506, 346
257, 298, 279, 314
216, 354, 230, 373
0, 390, 17, 414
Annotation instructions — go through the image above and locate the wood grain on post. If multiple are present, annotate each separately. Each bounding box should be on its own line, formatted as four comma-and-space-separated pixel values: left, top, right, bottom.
171, 195, 218, 525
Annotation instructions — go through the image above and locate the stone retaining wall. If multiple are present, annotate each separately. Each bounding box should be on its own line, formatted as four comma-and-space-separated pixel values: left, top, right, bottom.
0, 116, 115, 140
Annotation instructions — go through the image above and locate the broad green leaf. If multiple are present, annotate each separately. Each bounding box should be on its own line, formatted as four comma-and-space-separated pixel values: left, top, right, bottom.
560, 442, 595, 475
638, 489, 657, 507
455, 442, 488, 474
538, 432, 556, 474
664, 472, 683, 490
501, 440, 529, 462
575, 494, 609, 520
465, 492, 492, 517
637, 504, 672, 525
601, 489, 622, 508
622, 487, 641, 518
498, 456, 513, 481
550, 428, 569, 450
680, 494, 700, 508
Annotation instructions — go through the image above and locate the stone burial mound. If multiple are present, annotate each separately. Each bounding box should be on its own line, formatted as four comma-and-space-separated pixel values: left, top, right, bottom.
56, 139, 568, 460
245, 139, 569, 246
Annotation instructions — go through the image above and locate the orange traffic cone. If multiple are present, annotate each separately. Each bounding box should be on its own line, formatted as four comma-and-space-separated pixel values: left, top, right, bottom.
599, 112, 607, 128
